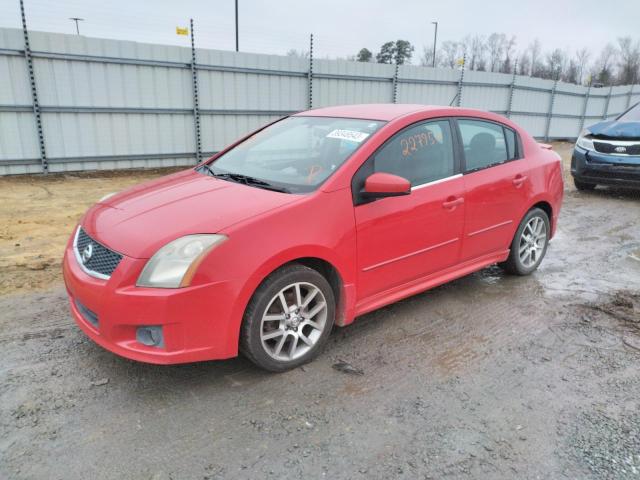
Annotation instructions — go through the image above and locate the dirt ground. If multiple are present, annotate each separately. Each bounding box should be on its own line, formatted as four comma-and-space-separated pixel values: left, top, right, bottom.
1, 142, 640, 479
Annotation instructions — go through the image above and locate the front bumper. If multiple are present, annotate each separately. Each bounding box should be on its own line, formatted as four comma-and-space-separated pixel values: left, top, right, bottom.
62, 234, 240, 364
571, 146, 640, 187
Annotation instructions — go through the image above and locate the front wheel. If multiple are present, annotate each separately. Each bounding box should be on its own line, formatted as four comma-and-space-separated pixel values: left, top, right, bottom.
499, 208, 550, 276
240, 264, 335, 372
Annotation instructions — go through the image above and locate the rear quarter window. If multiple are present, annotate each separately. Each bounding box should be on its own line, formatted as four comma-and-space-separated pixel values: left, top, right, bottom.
458, 119, 520, 172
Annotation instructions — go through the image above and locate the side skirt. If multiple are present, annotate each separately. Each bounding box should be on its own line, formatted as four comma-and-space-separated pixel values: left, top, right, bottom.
353, 250, 510, 318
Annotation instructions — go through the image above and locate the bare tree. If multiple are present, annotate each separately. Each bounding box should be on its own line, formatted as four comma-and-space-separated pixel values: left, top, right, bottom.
518, 51, 531, 76
545, 48, 568, 79
501, 35, 517, 73
574, 48, 590, 85
528, 39, 542, 76
486, 33, 507, 72
467, 35, 486, 71
286, 49, 309, 59
617, 37, 640, 85
563, 59, 579, 84
592, 43, 618, 85
420, 44, 441, 67
439, 41, 461, 69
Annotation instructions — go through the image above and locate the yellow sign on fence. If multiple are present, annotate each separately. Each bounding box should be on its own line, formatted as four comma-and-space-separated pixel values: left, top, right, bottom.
176, 27, 188, 36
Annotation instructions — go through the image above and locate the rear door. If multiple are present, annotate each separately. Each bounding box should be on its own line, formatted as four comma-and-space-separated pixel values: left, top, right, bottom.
456, 118, 532, 261
353, 119, 465, 300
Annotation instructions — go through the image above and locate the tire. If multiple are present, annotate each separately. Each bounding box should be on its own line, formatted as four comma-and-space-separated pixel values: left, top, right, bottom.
499, 208, 550, 276
574, 178, 596, 191
240, 264, 335, 372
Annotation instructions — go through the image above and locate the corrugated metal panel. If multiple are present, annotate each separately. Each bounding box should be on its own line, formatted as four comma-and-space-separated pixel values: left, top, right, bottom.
197, 49, 307, 111
553, 83, 587, 116
397, 65, 458, 106
41, 112, 194, 159
548, 117, 581, 138
512, 89, 550, 114
313, 59, 394, 107
510, 114, 547, 138
200, 114, 283, 152
2, 26, 640, 175
585, 96, 607, 118
0, 112, 40, 161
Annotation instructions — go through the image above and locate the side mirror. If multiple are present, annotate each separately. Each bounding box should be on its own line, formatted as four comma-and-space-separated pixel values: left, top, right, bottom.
362, 172, 411, 199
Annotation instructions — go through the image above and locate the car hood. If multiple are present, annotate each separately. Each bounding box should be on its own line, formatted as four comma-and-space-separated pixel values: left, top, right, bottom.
82, 169, 300, 258
588, 120, 640, 139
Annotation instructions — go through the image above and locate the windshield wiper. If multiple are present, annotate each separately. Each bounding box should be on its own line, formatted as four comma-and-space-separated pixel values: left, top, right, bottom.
210, 172, 291, 193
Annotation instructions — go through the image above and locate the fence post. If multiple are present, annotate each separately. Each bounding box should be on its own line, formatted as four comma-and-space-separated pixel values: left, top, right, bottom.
189, 18, 202, 164
392, 63, 399, 103
19, 0, 47, 173
308, 34, 314, 109
602, 85, 613, 120
506, 60, 517, 118
456, 54, 466, 107
544, 72, 559, 142
578, 79, 592, 135
625, 85, 634, 110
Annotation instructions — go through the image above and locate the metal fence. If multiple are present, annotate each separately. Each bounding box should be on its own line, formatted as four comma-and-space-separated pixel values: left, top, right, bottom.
1, 26, 639, 175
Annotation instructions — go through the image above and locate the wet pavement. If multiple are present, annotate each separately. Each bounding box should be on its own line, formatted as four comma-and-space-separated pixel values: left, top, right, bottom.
1, 156, 640, 479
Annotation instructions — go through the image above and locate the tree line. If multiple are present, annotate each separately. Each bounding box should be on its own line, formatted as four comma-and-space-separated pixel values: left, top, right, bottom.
348, 35, 640, 86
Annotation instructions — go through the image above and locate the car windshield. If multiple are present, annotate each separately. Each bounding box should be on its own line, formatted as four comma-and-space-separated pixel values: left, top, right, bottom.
618, 103, 640, 122
200, 116, 385, 193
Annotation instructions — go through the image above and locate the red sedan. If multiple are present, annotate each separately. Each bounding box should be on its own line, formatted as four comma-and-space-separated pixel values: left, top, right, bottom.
63, 104, 564, 371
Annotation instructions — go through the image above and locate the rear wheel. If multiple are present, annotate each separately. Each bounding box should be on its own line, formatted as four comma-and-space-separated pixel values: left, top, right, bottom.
240, 264, 335, 372
574, 178, 596, 191
499, 208, 550, 276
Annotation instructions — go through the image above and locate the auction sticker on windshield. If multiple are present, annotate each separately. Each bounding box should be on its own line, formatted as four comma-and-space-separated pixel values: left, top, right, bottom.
326, 129, 370, 142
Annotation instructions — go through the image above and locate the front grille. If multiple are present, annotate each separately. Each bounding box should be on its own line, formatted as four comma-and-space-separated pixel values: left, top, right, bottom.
593, 140, 640, 156
74, 228, 123, 278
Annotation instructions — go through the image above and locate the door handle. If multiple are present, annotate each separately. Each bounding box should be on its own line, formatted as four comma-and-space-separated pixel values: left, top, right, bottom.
442, 197, 464, 209
513, 174, 527, 187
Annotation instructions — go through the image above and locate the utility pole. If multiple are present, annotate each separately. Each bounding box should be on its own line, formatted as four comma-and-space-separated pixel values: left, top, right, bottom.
431, 21, 438, 67
234, 0, 239, 52
69, 17, 84, 35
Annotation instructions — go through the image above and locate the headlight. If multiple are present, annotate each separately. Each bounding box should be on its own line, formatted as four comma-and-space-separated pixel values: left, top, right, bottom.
576, 129, 595, 151
136, 234, 227, 288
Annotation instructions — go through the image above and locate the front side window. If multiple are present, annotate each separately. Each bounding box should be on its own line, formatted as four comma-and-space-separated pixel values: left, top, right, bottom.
458, 119, 520, 172
204, 116, 384, 193
371, 120, 456, 187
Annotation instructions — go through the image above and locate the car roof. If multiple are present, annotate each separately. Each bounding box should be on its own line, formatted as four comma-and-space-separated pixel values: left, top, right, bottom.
295, 104, 445, 121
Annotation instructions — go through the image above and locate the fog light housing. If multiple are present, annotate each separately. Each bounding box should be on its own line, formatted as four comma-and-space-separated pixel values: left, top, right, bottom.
136, 326, 164, 348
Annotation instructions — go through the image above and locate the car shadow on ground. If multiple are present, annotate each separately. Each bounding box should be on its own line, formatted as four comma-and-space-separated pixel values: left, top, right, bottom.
575, 186, 640, 200
79, 264, 528, 399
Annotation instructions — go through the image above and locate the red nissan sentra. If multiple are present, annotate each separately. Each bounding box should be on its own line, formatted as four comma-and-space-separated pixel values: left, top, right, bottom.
63, 104, 564, 371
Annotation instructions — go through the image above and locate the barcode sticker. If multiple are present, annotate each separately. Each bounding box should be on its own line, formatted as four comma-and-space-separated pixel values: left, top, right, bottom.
326, 129, 370, 143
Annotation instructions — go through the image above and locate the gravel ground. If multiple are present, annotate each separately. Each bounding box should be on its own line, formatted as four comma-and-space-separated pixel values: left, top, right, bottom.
1, 143, 640, 479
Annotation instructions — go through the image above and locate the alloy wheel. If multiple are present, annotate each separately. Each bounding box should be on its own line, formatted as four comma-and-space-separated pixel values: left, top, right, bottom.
518, 216, 547, 268
260, 282, 328, 361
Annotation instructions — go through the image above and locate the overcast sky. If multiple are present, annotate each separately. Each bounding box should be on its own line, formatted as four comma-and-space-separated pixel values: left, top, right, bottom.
1, 0, 638, 60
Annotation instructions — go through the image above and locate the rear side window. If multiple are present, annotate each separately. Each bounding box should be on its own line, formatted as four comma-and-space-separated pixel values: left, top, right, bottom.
458, 119, 518, 172
371, 120, 455, 187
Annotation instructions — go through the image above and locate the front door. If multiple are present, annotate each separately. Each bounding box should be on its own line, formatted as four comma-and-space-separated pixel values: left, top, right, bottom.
354, 119, 465, 300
